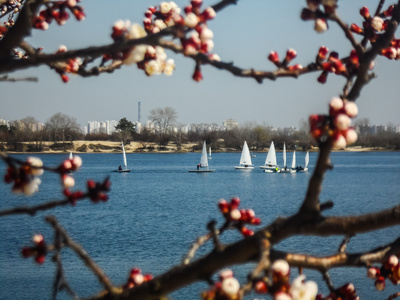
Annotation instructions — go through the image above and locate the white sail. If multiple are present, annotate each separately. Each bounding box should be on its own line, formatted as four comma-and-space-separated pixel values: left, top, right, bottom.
122, 142, 127, 169
264, 141, 277, 166
208, 146, 212, 160
291, 151, 296, 169
200, 141, 209, 168
69, 152, 73, 160
283, 143, 287, 167
305, 151, 309, 167
239, 141, 252, 166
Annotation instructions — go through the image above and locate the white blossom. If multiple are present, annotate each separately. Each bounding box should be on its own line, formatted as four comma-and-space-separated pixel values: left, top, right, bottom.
184, 12, 199, 28
160, 2, 171, 14
145, 59, 163, 76
289, 275, 318, 300
128, 23, 146, 39
163, 59, 175, 76
123, 45, 147, 65
371, 16, 384, 31
221, 277, 240, 296
314, 18, 328, 33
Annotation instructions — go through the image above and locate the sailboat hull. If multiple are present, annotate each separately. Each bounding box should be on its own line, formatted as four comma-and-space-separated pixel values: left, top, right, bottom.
113, 169, 131, 173
234, 166, 254, 169
188, 169, 215, 173
264, 167, 280, 173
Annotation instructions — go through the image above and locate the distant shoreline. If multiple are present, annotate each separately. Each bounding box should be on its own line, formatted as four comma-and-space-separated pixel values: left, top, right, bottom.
2, 140, 396, 154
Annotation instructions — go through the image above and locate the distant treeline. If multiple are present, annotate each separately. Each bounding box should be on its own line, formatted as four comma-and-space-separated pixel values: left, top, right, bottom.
1, 121, 399, 152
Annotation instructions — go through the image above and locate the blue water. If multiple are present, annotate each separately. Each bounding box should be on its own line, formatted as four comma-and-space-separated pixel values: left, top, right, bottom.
0, 151, 399, 299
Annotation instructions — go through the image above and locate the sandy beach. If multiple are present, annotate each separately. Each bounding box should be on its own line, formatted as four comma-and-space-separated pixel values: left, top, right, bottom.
3, 140, 387, 154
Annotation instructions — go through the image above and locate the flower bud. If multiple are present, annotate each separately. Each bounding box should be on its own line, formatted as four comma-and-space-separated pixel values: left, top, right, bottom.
344, 101, 358, 118
315, 18, 328, 33
221, 277, 240, 296
332, 132, 347, 149
335, 114, 351, 131
344, 128, 358, 145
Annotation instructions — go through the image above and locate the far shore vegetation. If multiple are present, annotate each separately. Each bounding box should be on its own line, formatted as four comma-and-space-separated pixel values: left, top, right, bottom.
1, 115, 399, 153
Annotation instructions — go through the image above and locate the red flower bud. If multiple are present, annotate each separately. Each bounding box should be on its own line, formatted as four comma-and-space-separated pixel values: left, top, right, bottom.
360, 7, 370, 19
350, 23, 363, 34
318, 46, 329, 60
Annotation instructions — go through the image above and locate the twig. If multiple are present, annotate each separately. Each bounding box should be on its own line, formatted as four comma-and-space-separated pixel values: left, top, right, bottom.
45, 216, 120, 296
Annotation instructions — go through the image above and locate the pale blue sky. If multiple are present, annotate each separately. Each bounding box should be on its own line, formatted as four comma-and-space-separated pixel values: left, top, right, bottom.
1, 0, 399, 128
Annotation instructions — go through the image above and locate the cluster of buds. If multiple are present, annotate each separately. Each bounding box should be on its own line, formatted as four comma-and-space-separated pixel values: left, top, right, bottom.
1, 0, 22, 15
123, 267, 153, 290
301, 0, 338, 33
21, 234, 47, 264
109, 20, 175, 77
309, 96, 358, 149
268, 49, 303, 71
252, 260, 318, 300
350, 5, 394, 44
143, 2, 183, 34
87, 177, 111, 203
146, 1, 218, 81
32, 0, 85, 30
57, 154, 82, 188
218, 197, 261, 237
321, 283, 358, 300
202, 269, 241, 300
1, 0, 22, 27
316, 47, 357, 84
4, 157, 43, 196
54, 45, 83, 83
367, 254, 400, 291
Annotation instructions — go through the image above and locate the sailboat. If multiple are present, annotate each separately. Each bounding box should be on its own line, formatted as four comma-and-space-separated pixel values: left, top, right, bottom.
114, 142, 131, 172
235, 141, 254, 169
280, 143, 296, 173
189, 141, 215, 172
69, 151, 73, 160
298, 151, 309, 172
208, 146, 212, 160
260, 141, 280, 172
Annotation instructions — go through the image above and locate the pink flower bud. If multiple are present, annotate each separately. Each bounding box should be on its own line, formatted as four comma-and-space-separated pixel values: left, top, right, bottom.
344, 101, 358, 118
385, 255, 399, 269
230, 197, 240, 209
382, 47, 397, 59
272, 259, 290, 277
335, 114, 351, 131
360, 6, 370, 19
375, 276, 386, 291
201, 7, 216, 21
317, 71, 328, 84
230, 209, 241, 220
184, 12, 198, 28
221, 277, 240, 296
132, 273, 144, 285
285, 48, 297, 62
62, 174, 75, 188
275, 292, 292, 300
367, 267, 380, 279
318, 46, 329, 60
268, 51, 280, 64
344, 128, 358, 145
315, 18, 328, 33
371, 16, 384, 32
332, 133, 347, 149
329, 97, 344, 114
219, 269, 233, 280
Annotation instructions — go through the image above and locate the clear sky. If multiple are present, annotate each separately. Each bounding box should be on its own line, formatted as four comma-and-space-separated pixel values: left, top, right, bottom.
1, 0, 399, 128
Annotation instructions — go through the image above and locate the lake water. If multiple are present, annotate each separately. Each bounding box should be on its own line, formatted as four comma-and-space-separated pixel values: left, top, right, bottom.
0, 151, 399, 299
